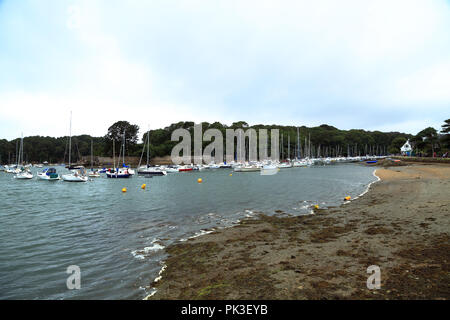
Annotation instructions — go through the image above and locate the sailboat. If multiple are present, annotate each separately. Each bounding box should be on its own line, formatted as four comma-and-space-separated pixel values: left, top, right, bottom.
106, 137, 131, 178
137, 128, 167, 176
88, 140, 101, 178
119, 130, 135, 175
14, 133, 34, 179
62, 112, 88, 182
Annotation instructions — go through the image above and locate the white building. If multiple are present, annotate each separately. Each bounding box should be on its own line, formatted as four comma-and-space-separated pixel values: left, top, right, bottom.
400, 140, 412, 156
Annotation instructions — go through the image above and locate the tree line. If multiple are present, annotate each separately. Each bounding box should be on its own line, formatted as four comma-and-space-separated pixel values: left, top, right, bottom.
1, 119, 449, 164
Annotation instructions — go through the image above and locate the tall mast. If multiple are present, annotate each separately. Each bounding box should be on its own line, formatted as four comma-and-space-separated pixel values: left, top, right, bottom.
15, 140, 18, 166
308, 133, 311, 158
21, 133, 24, 165
16, 139, 19, 167
122, 130, 126, 166
91, 139, 93, 170
288, 134, 290, 160
305, 137, 307, 158
239, 130, 243, 163
112, 139, 115, 170
68, 111, 72, 168
147, 128, 150, 167
19, 133, 23, 166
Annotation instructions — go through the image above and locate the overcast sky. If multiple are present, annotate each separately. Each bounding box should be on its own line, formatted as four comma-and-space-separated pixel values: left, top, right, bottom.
1, 0, 449, 140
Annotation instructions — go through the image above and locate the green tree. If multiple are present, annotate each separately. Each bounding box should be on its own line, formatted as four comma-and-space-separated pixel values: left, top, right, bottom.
441, 119, 450, 147
106, 121, 139, 148
442, 119, 450, 134
388, 136, 407, 154
414, 127, 439, 156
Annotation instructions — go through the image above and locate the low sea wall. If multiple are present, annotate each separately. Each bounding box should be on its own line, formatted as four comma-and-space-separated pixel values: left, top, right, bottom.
392, 156, 450, 164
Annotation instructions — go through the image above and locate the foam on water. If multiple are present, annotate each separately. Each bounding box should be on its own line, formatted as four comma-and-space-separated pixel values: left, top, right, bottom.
131, 239, 165, 260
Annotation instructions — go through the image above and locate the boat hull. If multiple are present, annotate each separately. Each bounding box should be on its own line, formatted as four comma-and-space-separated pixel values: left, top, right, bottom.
37, 174, 60, 181
239, 167, 261, 172
106, 173, 131, 178
62, 174, 88, 182
138, 170, 167, 176
14, 174, 34, 179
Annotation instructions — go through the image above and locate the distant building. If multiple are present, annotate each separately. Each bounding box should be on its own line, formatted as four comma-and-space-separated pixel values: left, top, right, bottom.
400, 140, 412, 156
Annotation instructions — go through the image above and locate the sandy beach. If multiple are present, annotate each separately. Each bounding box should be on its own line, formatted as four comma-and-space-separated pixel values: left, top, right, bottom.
148, 163, 450, 300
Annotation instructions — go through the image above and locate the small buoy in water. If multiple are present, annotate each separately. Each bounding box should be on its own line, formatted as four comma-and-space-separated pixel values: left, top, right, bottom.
141, 184, 146, 189
197, 178, 203, 183
314, 205, 319, 209
344, 196, 351, 201
122, 188, 127, 193
229, 174, 232, 176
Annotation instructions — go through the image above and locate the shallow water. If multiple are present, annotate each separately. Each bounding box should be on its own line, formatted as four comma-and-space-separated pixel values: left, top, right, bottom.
0, 164, 377, 299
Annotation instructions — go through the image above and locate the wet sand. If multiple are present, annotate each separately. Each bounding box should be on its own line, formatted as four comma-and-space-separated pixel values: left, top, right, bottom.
148, 164, 450, 299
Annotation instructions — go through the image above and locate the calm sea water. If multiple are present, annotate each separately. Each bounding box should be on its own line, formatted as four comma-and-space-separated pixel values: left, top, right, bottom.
0, 164, 376, 299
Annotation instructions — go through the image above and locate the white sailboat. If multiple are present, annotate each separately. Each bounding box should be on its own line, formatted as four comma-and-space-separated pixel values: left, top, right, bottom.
234, 162, 261, 172
260, 163, 279, 175
14, 133, 34, 180
62, 112, 88, 182
137, 128, 167, 176
277, 162, 293, 169
118, 130, 135, 175
15, 170, 33, 179
106, 138, 131, 178
292, 159, 309, 167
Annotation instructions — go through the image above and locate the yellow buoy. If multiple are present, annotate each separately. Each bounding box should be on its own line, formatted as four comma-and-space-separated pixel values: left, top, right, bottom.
229, 174, 232, 176
122, 187, 127, 193
197, 178, 203, 183
344, 196, 351, 201
141, 184, 146, 189
314, 205, 319, 209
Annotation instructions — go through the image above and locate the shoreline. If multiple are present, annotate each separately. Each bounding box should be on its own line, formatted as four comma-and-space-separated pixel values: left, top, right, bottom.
147, 163, 450, 300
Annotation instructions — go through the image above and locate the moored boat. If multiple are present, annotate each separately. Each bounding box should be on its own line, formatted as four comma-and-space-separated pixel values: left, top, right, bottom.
178, 166, 193, 172
61, 112, 88, 182
137, 128, 167, 176
138, 166, 167, 176
15, 169, 34, 179
106, 167, 131, 178
88, 170, 101, 178
13, 134, 33, 179
164, 166, 179, 173
37, 168, 60, 181
277, 162, 293, 169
